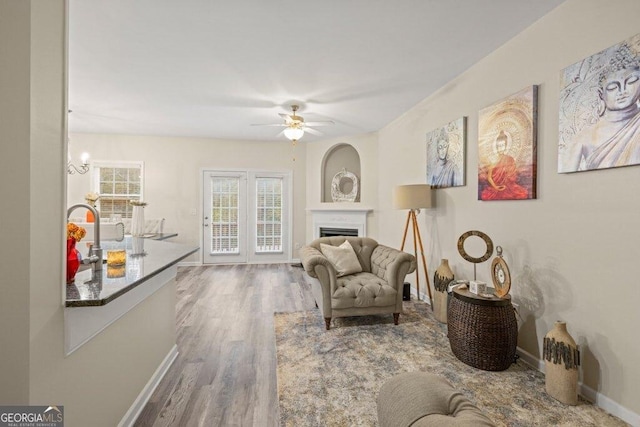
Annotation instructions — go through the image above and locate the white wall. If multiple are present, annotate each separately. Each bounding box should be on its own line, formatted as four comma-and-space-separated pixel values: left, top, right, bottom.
67, 133, 307, 261
377, 0, 640, 418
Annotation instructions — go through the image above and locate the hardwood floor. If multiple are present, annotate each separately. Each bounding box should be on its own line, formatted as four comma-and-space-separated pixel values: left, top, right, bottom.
134, 264, 316, 427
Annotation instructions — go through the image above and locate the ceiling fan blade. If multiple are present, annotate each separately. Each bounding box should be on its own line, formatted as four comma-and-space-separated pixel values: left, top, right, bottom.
304, 127, 323, 136
304, 120, 334, 126
279, 113, 295, 123
251, 123, 287, 127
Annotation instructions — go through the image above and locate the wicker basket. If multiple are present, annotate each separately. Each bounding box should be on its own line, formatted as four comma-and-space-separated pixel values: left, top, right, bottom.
447, 289, 518, 371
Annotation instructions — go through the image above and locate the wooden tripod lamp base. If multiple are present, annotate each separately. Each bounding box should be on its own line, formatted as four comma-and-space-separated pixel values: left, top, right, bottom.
393, 185, 433, 306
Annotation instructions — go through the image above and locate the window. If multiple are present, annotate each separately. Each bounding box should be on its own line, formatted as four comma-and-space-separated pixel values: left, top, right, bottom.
210, 177, 240, 254
92, 161, 144, 219
255, 177, 283, 253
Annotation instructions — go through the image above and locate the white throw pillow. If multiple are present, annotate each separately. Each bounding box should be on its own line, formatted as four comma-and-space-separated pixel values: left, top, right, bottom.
320, 240, 363, 277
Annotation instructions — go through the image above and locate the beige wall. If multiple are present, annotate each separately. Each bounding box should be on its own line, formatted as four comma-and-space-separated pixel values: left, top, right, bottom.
0, 0, 33, 404
7, 0, 638, 422
377, 0, 640, 416
67, 133, 307, 260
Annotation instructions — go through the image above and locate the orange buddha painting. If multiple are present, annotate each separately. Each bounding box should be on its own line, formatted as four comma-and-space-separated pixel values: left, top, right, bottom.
478, 86, 538, 201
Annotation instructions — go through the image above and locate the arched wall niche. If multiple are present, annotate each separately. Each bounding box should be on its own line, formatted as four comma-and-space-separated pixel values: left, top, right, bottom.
321, 143, 361, 203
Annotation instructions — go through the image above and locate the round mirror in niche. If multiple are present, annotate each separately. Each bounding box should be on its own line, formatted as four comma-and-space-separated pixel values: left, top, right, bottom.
331, 168, 359, 202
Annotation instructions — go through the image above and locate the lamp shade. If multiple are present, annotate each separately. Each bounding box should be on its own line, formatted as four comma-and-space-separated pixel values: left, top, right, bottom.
393, 184, 432, 209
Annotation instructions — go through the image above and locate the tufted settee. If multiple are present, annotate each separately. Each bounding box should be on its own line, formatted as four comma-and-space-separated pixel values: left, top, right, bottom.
377, 372, 495, 426
299, 237, 416, 330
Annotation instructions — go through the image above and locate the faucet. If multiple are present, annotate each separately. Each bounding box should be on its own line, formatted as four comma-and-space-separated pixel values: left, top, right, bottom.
67, 203, 103, 273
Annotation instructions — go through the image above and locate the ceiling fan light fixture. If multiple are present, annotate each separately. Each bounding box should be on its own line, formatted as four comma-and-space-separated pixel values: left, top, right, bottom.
284, 126, 304, 142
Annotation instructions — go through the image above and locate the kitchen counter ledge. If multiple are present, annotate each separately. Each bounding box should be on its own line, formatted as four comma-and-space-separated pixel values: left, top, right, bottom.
66, 238, 198, 307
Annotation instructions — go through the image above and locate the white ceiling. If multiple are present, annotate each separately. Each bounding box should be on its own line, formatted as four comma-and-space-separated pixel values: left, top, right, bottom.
68, 0, 564, 143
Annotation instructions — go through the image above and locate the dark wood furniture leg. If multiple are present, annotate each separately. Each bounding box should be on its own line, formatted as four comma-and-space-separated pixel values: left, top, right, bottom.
393, 313, 400, 325
324, 317, 331, 330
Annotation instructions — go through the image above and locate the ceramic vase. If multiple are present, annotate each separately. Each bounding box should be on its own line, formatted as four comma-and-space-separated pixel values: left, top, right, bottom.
131, 236, 145, 255
543, 321, 580, 405
130, 205, 145, 236
433, 259, 454, 323
66, 238, 81, 284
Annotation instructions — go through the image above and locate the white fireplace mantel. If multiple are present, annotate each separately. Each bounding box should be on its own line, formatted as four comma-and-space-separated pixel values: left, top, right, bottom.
308, 206, 373, 239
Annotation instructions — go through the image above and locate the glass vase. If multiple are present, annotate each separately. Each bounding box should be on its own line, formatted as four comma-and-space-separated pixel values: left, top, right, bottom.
66, 238, 81, 284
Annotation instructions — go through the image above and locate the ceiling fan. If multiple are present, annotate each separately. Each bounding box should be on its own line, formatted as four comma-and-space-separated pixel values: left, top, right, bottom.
252, 105, 334, 142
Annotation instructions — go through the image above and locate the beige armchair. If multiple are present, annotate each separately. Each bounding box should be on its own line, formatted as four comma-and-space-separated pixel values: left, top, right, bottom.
300, 237, 416, 330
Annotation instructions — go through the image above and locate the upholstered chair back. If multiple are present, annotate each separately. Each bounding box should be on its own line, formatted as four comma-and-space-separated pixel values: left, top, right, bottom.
306, 236, 378, 273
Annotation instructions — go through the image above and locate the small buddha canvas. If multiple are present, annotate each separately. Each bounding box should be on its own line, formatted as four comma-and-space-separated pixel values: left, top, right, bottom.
426, 117, 466, 189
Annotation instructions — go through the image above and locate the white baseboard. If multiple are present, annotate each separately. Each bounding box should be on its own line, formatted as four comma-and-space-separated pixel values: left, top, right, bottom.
516, 347, 544, 371
580, 383, 640, 427
177, 261, 201, 267
516, 347, 640, 426
409, 286, 432, 306
178, 260, 301, 267
118, 344, 179, 427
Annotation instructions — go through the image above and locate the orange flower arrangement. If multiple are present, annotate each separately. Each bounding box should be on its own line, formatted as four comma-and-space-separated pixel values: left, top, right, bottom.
67, 222, 87, 242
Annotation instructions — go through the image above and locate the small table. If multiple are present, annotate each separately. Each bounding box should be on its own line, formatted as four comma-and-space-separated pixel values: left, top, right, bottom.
447, 287, 517, 371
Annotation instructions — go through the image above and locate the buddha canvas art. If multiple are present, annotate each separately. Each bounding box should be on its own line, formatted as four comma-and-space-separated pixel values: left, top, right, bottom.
478, 86, 538, 201
426, 117, 466, 189
558, 33, 640, 173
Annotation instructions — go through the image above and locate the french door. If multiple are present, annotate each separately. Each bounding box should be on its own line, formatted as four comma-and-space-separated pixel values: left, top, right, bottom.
202, 170, 291, 264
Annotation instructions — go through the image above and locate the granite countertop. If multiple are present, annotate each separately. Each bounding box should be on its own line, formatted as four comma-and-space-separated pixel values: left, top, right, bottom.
66, 237, 198, 307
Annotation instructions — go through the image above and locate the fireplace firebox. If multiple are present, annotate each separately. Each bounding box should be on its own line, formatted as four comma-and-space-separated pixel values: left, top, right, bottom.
319, 227, 359, 238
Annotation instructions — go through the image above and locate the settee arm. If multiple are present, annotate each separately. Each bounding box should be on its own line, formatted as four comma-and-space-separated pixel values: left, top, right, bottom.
299, 245, 338, 320
371, 245, 416, 290
299, 246, 333, 279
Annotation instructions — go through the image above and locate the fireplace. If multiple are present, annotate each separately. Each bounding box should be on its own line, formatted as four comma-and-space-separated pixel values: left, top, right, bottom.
309, 208, 373, 239
320, 227, 359, 238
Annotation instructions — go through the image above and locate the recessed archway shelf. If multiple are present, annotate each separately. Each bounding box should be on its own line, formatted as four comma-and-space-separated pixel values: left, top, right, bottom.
321, 144, 361, 203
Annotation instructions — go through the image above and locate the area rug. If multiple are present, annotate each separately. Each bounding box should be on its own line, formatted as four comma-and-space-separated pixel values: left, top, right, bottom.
275, 302, 626, 427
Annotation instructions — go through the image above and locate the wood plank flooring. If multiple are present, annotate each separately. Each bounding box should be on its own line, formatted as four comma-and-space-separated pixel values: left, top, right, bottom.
134, 264, 315, 427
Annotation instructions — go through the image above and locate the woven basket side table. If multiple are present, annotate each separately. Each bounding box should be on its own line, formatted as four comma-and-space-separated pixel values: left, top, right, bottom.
448, 288, 518, 371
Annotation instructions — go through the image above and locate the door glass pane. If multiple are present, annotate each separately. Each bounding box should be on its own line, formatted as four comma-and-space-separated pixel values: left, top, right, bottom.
210, 177, 240, 254
255, 177, 283, 253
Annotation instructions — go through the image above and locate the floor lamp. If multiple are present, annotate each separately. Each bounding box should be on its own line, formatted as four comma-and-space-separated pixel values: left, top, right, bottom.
393, 184, 433, 305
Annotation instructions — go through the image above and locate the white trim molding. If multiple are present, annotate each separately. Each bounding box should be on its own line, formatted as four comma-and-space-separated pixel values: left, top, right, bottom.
118, 345, 179, 427
516, 347, 639, 426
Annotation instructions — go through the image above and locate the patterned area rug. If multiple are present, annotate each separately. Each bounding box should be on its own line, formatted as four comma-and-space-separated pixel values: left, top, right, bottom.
275, 302, 626, 427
